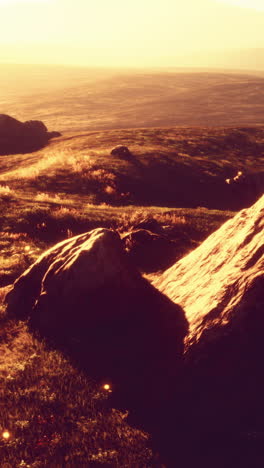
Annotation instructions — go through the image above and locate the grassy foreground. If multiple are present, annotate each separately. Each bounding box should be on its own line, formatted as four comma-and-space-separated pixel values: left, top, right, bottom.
0, 204, 234, 466
0, 298, 156, 467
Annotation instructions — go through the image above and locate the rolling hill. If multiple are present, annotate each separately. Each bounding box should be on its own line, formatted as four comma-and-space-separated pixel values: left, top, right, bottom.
1, 125, 263, 210
0, 123, 263, 286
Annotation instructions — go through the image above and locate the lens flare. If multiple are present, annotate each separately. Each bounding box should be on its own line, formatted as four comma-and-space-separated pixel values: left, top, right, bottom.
103, 383, 111, 391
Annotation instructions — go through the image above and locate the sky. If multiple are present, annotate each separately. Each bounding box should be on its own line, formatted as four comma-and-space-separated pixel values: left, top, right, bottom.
0, 0, 264, 68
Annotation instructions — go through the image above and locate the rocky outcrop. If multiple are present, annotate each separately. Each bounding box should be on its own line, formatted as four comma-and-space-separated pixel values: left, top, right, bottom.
5, 228, 187, 412
155, 195, 264, 351
154, 195, 264, 465
0, 114, 61, 155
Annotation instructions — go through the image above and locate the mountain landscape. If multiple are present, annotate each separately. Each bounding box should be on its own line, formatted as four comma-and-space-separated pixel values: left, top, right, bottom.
0, 64, 264, 467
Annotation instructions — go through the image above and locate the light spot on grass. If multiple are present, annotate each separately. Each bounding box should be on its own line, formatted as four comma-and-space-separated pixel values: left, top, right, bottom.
103, 383, 112, 392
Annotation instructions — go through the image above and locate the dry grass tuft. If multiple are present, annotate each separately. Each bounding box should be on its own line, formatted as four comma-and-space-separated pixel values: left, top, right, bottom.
0, 185, 16, 201
117, 208, 187, 233
0, 149, 93, 183
35, 192, 71, 204
0, 232, 43, 287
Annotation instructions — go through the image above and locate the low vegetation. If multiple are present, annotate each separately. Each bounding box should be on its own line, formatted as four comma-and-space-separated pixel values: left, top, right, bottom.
1, 125, 263, 211
0, 198, 234, 283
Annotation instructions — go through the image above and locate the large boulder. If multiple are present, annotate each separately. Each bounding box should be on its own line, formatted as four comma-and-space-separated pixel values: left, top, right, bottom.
0, 114, 61, 154
155, 194, 264, 350
5, 228, 187, 412
154, 195, 264, 465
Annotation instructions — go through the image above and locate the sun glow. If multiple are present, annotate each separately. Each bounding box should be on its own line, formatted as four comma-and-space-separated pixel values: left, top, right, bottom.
0, 0, 51, 3
0, 0, 263, 67
216, 0, 264, 10
2, 430, 11, 439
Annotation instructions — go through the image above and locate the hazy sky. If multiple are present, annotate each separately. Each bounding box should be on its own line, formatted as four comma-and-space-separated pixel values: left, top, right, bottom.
0, 0, 264, 67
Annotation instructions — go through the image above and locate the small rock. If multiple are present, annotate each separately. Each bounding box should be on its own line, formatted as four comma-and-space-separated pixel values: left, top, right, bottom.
110, 145, 132, 159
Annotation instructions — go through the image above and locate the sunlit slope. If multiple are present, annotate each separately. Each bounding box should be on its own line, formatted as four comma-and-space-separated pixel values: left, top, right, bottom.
0, 126, 263, 210
1, 67, 264, 132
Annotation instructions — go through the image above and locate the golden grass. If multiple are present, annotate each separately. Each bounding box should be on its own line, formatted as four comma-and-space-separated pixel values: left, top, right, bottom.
116, 208, 187, 232
0, 232, 44, 288
0, 319, 35, 380
0, 185, 16, 201
34, 192, 71, 204
1, 126, 262, 184
0, 126, 262, 216
0, 148, 91, 181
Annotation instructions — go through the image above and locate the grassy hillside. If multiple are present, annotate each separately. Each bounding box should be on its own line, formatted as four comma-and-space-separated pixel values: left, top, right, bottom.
1, 65, 264, 131
1, 125, 263, 210
0, 122, 263, 466
1, 123, 263, 283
